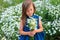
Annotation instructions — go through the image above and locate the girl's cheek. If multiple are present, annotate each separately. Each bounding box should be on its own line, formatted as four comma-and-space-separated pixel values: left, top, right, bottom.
26, 10, 29, 13
26, 11, 29, 15
33, 9, 34, 13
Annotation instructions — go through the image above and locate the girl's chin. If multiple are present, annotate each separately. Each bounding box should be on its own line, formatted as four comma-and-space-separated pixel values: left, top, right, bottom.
29, 14, 33, 17
27, 14, 33, 17
29, 15, 32, 17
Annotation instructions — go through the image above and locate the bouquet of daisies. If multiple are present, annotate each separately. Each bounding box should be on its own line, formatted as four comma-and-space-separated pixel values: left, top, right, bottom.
27, 17, 37, 40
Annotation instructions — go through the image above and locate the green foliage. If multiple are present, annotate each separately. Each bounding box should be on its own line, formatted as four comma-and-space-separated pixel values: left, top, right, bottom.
50, 0, 60, 6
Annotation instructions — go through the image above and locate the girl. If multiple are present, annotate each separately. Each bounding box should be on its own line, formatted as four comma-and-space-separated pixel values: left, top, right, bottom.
19, 0, 45, 40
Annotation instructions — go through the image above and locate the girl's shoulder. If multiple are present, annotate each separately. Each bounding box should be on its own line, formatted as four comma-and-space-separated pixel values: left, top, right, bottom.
34, 14, 42, 20
33, 14, 39, 18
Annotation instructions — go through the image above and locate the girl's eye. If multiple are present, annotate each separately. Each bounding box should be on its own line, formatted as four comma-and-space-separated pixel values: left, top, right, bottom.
30, 9, 32, 11
27, 10, 29, 12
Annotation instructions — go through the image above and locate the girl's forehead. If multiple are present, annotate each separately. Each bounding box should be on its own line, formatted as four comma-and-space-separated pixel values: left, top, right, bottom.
28, 3, 33, 8
27, 5, 33, 10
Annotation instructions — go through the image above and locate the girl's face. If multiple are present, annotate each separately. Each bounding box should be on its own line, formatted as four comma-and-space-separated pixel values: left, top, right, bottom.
26, 4, 34, 17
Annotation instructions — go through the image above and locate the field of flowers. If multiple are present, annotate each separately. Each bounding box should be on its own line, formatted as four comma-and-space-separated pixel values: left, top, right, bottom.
0, 0, 60, 40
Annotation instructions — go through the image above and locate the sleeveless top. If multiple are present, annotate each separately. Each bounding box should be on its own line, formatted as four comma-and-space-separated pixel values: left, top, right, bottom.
18, 14, 45, 40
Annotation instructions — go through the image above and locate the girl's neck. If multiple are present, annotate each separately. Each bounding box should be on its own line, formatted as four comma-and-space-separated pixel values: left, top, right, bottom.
26, 13, 34, 18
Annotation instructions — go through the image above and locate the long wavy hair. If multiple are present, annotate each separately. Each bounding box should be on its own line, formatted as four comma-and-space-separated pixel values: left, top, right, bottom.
21, 0, 36, 26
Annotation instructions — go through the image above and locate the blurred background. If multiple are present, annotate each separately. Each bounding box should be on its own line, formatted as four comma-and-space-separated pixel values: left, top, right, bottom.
0, 0, 60, 40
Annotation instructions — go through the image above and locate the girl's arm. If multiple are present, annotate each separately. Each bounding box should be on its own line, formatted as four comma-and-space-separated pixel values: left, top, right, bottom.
35, 20, 43, 33
31, 20, 43, 36
19, 20, 30, 35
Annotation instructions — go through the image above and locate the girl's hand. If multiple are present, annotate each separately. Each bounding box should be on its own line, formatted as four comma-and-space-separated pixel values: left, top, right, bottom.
31, 30, 37, 36
28, 31, 34, 37
28, 30, 36, 37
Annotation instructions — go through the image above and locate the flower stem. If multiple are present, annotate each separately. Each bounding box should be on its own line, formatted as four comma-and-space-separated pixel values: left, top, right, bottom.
30, 36, 34, 40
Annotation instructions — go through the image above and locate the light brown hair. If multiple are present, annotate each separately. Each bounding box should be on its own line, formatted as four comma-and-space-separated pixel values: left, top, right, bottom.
21, 0, 36, 26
